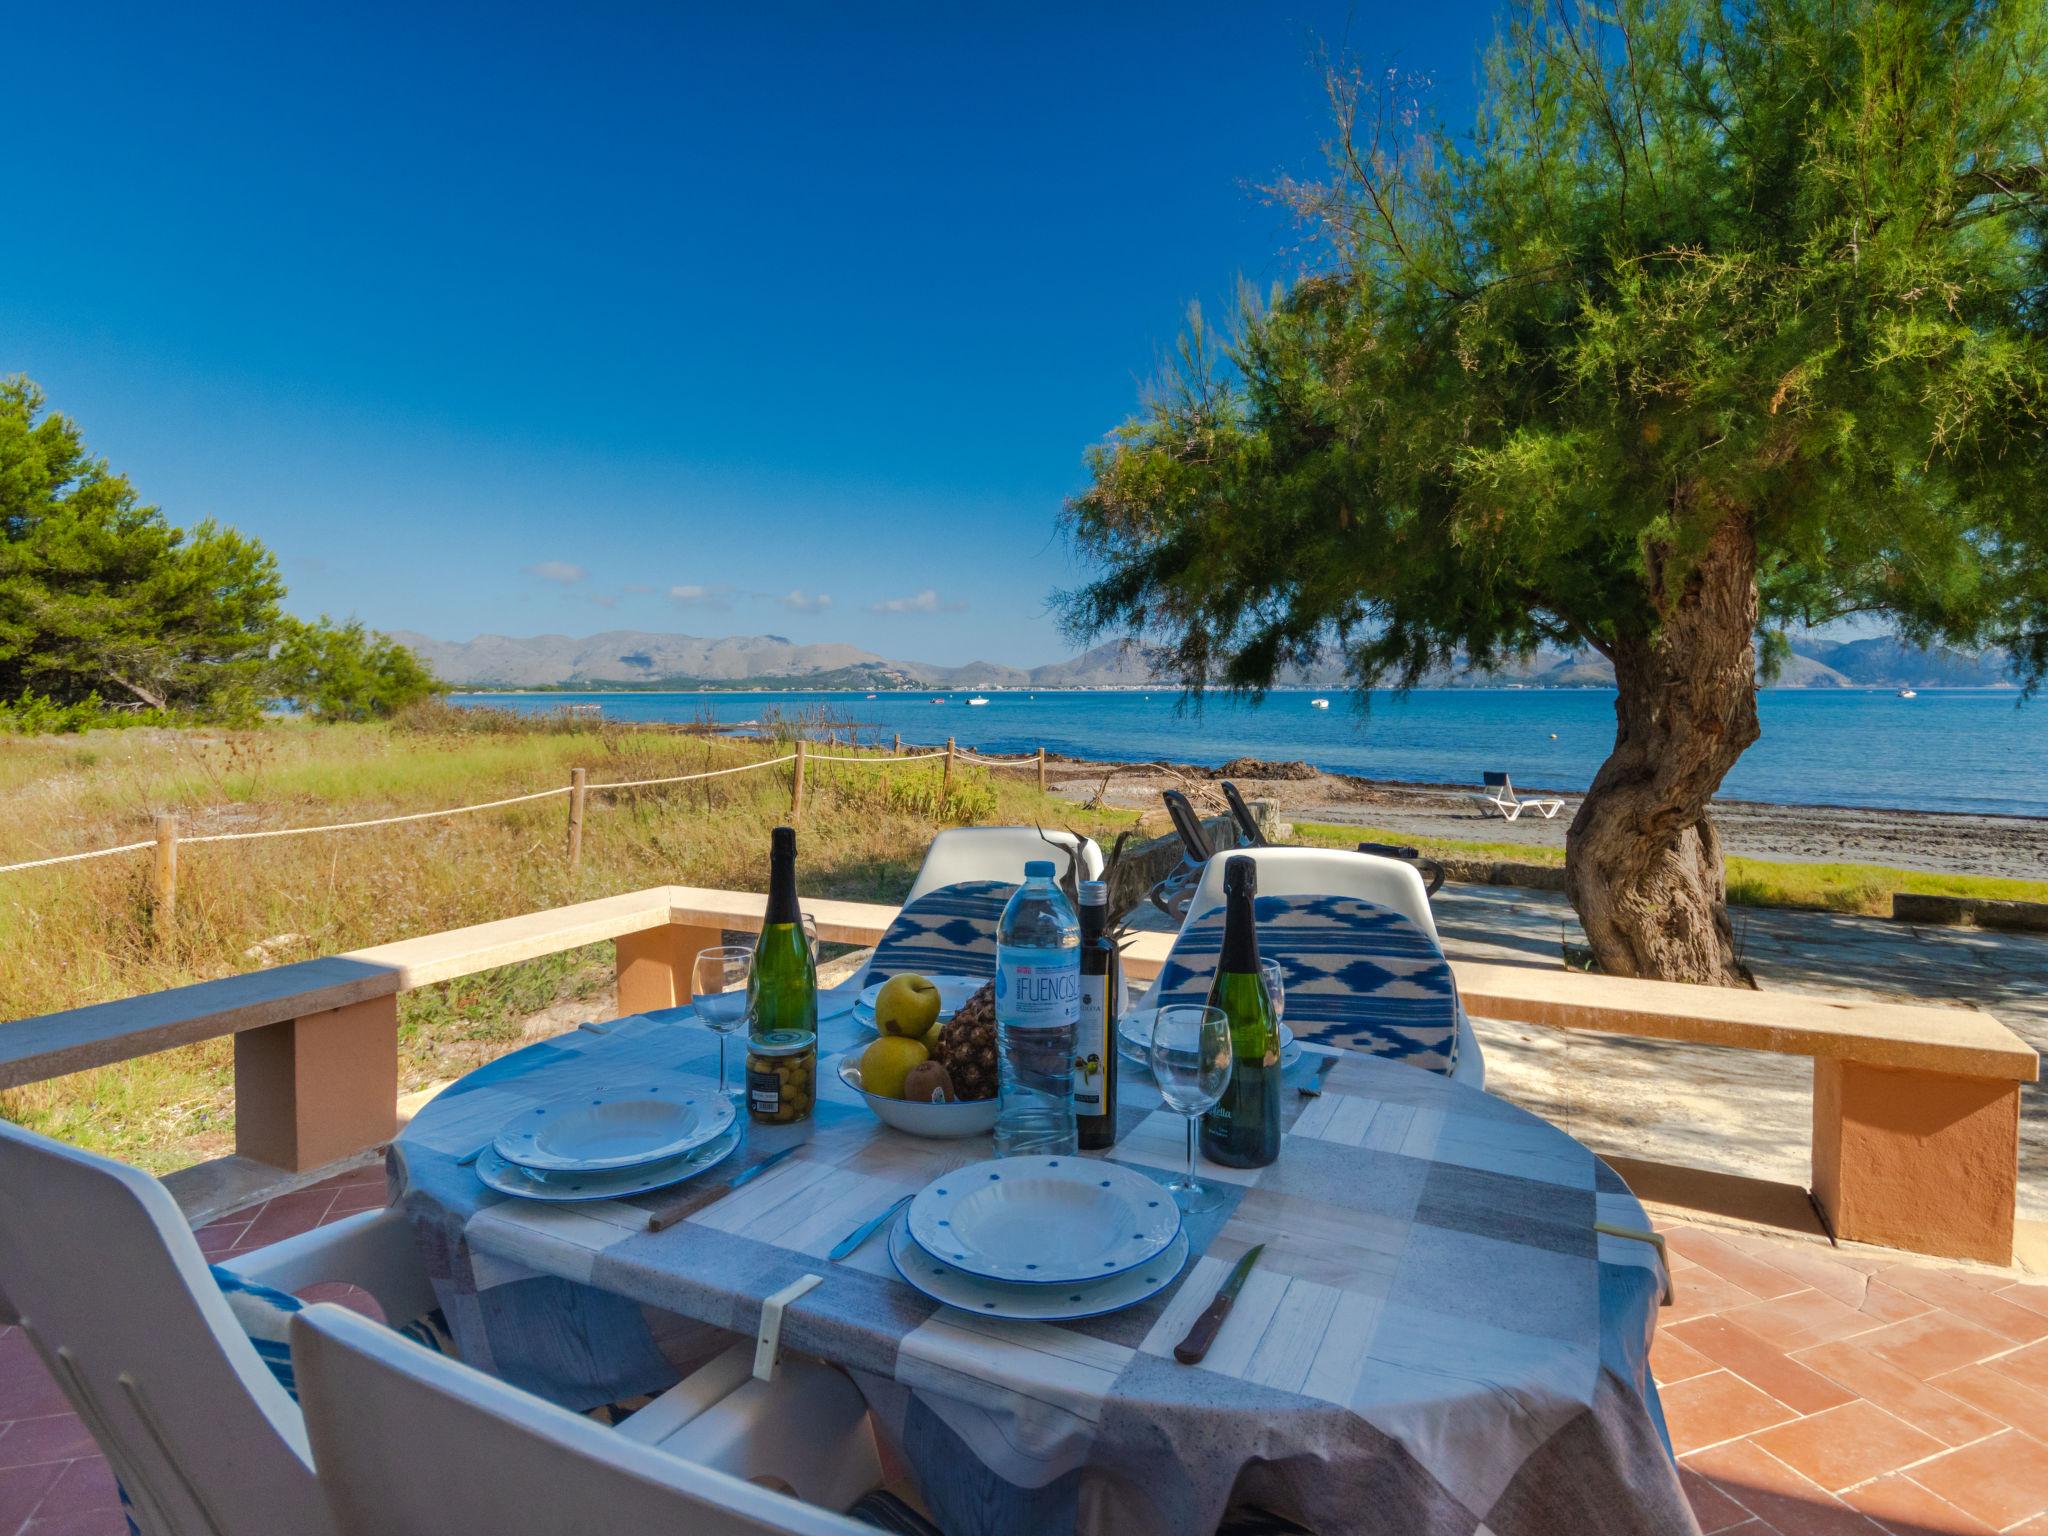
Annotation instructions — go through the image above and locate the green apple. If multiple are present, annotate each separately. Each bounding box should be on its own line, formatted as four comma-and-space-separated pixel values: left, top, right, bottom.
875, 973, 941, 1038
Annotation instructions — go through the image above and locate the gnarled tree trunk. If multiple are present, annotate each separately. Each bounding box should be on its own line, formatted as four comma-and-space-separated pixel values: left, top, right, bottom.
1565, 517, 1761, 985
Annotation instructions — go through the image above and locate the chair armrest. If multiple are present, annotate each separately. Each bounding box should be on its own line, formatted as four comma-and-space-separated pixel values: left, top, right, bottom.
216, 1207, 439, 1327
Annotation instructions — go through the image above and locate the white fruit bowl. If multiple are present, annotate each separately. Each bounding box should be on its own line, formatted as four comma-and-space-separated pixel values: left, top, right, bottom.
836, 1058, 999, 1139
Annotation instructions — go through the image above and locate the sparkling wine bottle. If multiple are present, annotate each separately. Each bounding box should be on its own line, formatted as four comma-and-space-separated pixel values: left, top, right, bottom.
749, 826, 817, 1039
1199, 857, 1281, 1168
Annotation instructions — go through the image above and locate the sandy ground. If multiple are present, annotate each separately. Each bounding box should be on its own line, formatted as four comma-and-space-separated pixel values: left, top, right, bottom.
1046, 757, 2048, 881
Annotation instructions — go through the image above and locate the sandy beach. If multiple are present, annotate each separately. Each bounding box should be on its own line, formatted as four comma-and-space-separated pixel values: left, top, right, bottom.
1043, 755, 2048, 881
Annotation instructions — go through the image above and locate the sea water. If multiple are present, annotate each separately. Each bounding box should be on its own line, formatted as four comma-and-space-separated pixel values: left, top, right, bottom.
992, 864, 1080, 1158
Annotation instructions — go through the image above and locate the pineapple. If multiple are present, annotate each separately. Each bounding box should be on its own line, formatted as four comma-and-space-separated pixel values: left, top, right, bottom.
936, 982, 1000, 1101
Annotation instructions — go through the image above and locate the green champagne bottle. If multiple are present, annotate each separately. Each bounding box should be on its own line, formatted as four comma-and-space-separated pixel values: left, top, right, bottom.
749, 825, 817, 1040
1199, 856, 1281, 1168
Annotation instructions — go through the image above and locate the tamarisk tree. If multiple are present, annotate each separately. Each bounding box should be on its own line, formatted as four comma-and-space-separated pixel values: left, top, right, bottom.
1062, 0, 2048, 983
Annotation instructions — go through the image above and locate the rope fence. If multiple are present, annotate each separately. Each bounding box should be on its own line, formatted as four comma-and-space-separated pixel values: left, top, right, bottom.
0, 736, 1056, 939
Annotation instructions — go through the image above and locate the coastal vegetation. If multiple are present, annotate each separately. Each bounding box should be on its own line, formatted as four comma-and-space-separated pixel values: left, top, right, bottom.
0, 713, 1131, 1170
1062, 0, 2048, 986
0, 377, 439, 730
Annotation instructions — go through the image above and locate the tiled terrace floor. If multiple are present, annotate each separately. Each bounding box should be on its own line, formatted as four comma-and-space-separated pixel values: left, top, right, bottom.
3, 1172, 2046, 1534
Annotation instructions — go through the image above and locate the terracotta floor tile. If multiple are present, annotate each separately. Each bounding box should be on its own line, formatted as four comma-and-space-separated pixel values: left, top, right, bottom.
1751, 1401, 1946, 1493
0, 1460, 65, 1529
1857, 1283, 1935, 1329
1682, 1464, 1756, 1533
1665, 1266, 1770, 1324
2006, 1514, 2048, 1536
21, 1509, 133, 1536
1662, 1370, 1803, 1456
1925, 1362, 2048, 1433
1727, 1234, 1879, 1303
325, 1186, 389, 1217
236, 1187, 339, 1247
37, 1456, 121, 1515
1655, 1329, 1721, 1384
0, 1338, 70, 1422
1684, 1437, 1888, 1536
0, 1416, 96, 1470
1988, 1339, 2048, 1395
1996, 1283, 2048, 1321
1671, 1316, 1857, 1415
1906, 1431, 2048, 1531
1669, 1229, 1806, 1301
192, 1222, 250, 1258
1853, 1314, 2012, 1384
1876, 1268, 2048, 1346
1838, 1472, 1998, 1536
1792, 1341, 2004, 1449
1724, 1289, 1883, 1352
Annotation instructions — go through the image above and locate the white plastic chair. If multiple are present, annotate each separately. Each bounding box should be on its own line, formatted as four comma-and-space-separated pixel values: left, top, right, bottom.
902, 826, 1104, 904
291, 1303, 873, 1536
1137, 846, 1486, 1088
1471, 771, 1566, 821
0, 1122, 436, 1536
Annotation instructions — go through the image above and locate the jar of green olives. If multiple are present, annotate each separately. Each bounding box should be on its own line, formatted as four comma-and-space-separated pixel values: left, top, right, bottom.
745, 1029, 816, 1125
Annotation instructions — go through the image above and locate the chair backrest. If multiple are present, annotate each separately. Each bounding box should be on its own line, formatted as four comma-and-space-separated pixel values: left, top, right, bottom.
1218, 782, 1270, 847
290, 1303, 868, 1536
1176, 845, 1441, 943
902, 827, 1102, 905
859, 880, 1014, 986
0, 1121, 324, 1536
1482, 770, 1510, 789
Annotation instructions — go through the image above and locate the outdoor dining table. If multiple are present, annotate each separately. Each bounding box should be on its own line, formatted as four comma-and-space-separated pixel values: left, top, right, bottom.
391, 999, 1694, 1536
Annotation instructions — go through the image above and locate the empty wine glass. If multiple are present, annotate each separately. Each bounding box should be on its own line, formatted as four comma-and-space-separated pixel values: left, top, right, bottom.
1259, 958, 1285, 1025
1147, 1004, 1233, 1212
692, 946, 753, 1105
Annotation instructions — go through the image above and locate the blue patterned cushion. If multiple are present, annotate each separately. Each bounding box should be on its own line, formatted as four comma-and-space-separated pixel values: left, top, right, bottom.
1154, 894, 1461, 1074
210, 1265, 303, 1400
861, 880, 1015, 986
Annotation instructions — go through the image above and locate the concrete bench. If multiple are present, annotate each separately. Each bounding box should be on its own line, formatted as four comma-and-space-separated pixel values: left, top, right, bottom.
2, 884, 2036, 1263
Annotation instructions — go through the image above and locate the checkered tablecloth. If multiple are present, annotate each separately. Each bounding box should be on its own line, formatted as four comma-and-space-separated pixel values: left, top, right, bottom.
392, 1008, 1693, 1536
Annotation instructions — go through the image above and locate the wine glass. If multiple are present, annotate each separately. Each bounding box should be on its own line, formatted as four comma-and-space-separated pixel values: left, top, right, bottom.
1259, 958, 1285, 1025
692, 946, 753, 1106
1147, 1004, 1233, 1212
802, 913, 819, 967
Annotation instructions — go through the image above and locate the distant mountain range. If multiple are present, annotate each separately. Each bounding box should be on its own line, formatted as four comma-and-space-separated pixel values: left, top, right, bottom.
392, 629, 2020, 692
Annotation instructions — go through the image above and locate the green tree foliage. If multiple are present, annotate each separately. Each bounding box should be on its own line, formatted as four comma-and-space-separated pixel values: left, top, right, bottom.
1063, 0, 2048, 981
0, 377, 286, 716
272, 616, 443, 722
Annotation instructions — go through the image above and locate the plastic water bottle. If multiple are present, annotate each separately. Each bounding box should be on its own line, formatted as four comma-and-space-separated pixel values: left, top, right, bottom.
993, 860, 1081, 1157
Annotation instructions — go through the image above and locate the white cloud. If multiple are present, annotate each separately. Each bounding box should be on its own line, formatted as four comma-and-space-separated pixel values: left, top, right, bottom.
669, 583, 734, 609
526, 560, 586, 585
869, 588, 965, 615
778, 589, 832, 612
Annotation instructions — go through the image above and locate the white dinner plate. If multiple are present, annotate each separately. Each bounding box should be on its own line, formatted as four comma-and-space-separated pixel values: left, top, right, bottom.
475, 1125, 741, 1204
853, 974, 987, 1027
890, 1215, 1191, 1321
906, 1155, 1181, 1286
493, 1086, 735, 1174
1118, 1016, 1297, 1071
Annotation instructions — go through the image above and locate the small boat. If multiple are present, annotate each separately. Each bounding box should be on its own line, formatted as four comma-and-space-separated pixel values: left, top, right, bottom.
865, 693, 877, 699
931, 697, 947, 704
967, 697, 989, 706
1310, 698, 1330, 709
1897, 688, 1918, 698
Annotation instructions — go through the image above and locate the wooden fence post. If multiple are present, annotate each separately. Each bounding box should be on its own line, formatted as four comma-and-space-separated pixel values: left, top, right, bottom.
892, 732, 901, 756
567, 767, 587, 869
791, 739, 808, 817
942, 737, 955, 799
1037, 747, 1047, 794
153, 814, 178, 948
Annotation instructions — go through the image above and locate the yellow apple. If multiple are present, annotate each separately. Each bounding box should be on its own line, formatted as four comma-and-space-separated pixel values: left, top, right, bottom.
875, 973, 941, 1038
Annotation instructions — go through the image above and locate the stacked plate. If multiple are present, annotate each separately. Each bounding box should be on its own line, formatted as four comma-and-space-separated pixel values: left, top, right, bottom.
888, 1156, 1190, 1320
1118, 1014, 1299, 1071
474, 1084, 740, 1203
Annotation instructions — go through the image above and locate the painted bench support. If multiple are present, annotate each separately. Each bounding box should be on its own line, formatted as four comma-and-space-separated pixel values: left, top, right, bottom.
234, 995, 399, 1173
1812, 1060, 2020, 1264
615, 922, 725, 1016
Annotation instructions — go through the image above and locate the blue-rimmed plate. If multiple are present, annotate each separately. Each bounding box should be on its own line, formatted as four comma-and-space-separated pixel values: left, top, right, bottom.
906, 1155, 1180, 1286
493, 1084, 734, 1174
890, 1214, 1190, 1321
475, 1125, 741, 1204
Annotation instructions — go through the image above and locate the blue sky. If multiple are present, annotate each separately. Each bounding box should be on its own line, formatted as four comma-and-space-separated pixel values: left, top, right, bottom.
4, 2, 1500, 667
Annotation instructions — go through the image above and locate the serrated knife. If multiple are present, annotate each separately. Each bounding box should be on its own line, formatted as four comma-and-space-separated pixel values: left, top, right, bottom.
1174, 1244, 1265, 1365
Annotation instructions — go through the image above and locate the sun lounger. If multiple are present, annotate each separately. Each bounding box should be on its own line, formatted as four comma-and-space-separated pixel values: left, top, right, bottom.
1471, 771, 1566, 821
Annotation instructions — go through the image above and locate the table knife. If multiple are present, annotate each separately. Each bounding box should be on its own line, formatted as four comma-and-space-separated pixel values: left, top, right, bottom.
646, 1145, 798, 1232
1174, 1244, 1265, 1365
829, 1194, 912, 1261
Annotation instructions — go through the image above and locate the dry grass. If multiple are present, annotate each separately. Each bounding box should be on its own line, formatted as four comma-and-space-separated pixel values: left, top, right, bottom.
0, 719, 1137, 1170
